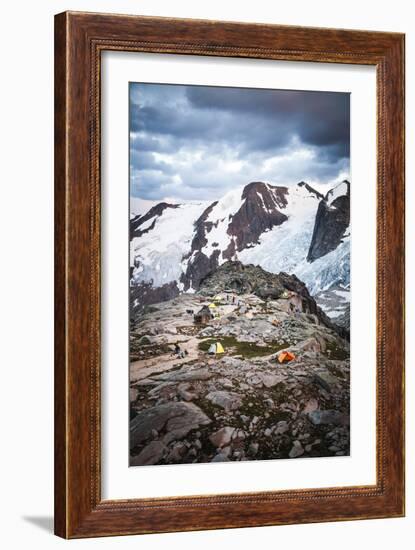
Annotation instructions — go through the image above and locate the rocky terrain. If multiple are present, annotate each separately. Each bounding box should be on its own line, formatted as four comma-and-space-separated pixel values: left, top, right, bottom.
129, 262, 350, 466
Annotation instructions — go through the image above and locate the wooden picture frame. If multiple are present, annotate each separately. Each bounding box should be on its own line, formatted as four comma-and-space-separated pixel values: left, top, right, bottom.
54, 11, 405, 538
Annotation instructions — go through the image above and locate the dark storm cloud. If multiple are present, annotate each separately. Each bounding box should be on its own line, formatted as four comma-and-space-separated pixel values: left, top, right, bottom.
129, 82, 350, 200
186, 86, 350, 158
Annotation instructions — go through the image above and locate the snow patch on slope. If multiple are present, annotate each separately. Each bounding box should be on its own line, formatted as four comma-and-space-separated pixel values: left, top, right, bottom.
200, 186, 245, 263
239, 184, 320, 275
326, 180, 349, 205
130, 202, 208, 287
296, 236, 350, 295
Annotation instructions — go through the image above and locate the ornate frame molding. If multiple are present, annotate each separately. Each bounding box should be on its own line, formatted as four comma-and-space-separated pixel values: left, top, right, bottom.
55, 11, 405, 538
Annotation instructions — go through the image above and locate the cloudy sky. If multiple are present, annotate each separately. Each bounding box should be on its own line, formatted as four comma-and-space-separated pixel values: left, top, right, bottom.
129, 82, 350, 202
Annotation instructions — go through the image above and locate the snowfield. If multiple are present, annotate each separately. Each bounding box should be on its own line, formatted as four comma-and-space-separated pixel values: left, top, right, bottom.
200, 186, 246, 261
130, 202, 208, 287
239, 184, 320, 277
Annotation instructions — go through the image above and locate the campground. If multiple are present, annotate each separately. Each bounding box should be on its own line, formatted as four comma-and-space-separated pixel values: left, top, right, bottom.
129, 286, 350, 466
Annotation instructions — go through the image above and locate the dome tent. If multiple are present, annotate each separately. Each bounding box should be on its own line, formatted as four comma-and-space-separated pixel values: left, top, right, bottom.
208, 342, 225, 355
277, 351, 296, 363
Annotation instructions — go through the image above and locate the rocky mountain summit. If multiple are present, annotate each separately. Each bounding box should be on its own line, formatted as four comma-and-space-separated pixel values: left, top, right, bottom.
130, 179, 350, 322
308, 180, 350, 262
130, 262, 350, 466
199, 262, 348, 339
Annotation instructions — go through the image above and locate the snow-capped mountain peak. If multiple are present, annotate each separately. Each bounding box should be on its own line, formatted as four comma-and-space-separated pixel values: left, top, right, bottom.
130, 180, 350, 318
325, 179, 350, 205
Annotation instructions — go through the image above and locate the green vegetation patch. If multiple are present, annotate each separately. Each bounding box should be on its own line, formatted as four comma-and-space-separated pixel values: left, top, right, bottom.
197, 336, 290, 359
143, 305, 159, 314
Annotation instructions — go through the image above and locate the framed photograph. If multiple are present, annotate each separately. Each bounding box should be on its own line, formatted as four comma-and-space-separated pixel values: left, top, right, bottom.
54, 11, 405, 538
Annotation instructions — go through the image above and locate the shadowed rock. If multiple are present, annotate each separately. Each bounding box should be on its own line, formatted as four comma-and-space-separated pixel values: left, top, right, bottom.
308, 409, 349, 426
308, 180, 350, 262
130, 402, 211, 449
153, 367, 213, 382
130, 441, 167, 466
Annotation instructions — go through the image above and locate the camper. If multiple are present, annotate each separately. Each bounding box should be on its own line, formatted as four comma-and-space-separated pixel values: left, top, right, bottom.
173, 343, 188, 359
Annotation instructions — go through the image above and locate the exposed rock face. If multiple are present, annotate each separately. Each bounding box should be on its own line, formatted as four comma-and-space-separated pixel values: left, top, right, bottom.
198, 261, 343, 332
181, 250, 220, 291
297, 181, 325, 200
130, 401, 211, 451
130, 280, 179, 319
199, 260, 284, 297
335, 304, 350, 331
180, 201, 223, 292
130, 202, 179, 238
180, 182, 289, 292
188, 200, 219, 252
226, 182, 288, 252
307, 180, 350, 262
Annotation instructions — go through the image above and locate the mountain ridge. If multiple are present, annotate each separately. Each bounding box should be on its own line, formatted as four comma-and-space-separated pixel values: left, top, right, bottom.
130, 179, 350, 320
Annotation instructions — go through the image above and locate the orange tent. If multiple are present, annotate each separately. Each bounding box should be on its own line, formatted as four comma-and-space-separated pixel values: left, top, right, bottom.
277, 351, 296, 364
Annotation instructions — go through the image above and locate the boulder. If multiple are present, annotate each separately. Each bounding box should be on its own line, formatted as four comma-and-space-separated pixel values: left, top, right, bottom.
178, 383, 197, 402
289, 440, 304, 458
206, 391, 243, 411
154, 367, 213, 382
261, 374, 284, 388
274, 420, 289, 435
130, 441, 166, 466
209, 427, 235, 448
167, 442, 187, 462
130, 402, 211, 448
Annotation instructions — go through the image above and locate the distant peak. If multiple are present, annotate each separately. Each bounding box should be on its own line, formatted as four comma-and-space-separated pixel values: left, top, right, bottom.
242, 181, 288, 199
130, 201, 180, 238
241, 181, 268, 197
325, 180, 350, 203
141, 201, 179, 220
297, 181, 325, 200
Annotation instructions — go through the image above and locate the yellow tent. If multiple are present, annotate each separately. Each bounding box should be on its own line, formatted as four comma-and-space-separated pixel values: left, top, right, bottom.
216, 342, 225, 354
208, 303, 217, 309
